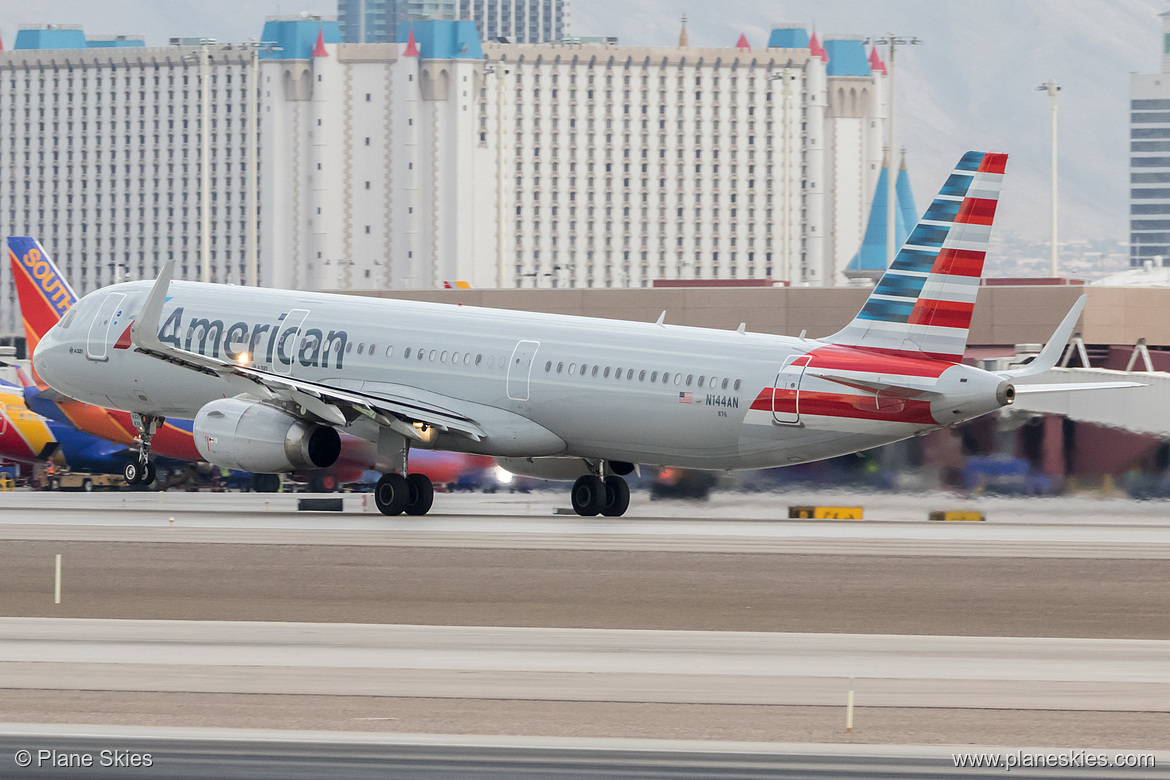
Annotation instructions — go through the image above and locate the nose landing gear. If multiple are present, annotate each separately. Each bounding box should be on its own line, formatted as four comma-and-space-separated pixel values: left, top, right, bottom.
124, 413, 162, 487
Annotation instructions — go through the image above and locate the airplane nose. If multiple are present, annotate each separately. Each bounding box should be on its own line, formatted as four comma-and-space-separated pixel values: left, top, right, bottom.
32, 326, 65, 390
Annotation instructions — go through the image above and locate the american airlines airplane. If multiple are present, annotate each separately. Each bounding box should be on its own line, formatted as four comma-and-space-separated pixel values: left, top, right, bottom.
28, 151, 1134, 516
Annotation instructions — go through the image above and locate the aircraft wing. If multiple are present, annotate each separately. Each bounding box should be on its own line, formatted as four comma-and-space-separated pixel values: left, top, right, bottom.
129, 262, 486, 443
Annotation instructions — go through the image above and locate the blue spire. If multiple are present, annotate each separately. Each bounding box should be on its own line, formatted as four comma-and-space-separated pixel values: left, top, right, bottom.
845, 156, 907, 280
896, 150, 917, 247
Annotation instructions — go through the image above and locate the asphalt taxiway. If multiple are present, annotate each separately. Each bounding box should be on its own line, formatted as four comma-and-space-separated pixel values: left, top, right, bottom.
7, 727, 1166, 780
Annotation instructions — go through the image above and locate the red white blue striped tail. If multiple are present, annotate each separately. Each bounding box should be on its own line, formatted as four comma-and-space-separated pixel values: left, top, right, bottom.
825, 151, 1007, 362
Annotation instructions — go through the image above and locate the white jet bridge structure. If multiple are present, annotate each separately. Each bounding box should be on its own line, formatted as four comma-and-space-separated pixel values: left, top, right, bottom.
1008, 339, 1170, 438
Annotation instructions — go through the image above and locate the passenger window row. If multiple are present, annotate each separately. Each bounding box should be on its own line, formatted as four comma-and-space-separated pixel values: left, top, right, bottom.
331, 340, 512, 370
542, 359, 741, 392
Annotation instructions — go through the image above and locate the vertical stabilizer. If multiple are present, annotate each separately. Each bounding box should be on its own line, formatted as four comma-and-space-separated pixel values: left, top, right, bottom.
6, 237, 77, 355
825, 151, 1008, 362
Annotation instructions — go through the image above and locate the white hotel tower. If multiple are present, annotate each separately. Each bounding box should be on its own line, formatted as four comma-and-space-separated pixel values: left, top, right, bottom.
481, 24, 886, 288
262, 19, 886, 292
0, 26, 261, 341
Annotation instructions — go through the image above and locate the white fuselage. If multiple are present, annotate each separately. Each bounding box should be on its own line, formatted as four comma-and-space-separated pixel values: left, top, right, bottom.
33, 280, 1009, 470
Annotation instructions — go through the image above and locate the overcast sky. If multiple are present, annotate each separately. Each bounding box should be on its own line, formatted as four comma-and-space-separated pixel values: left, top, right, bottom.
0, 0, 1162, 245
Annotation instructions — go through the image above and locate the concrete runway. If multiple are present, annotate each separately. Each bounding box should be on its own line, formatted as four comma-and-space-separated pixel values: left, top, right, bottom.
3, 619, 1168, 712
2, 490, 1170, 559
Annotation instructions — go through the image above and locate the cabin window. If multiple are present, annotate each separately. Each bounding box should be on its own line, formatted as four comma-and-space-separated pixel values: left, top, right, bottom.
385, 346, 394, 357
346, 342, 354, 353
592, 365, 599, 377
674, 374, 682, 385
369, 344, 376, 354
686, 374, 693, 386
545, 360, 552, 372
651, 371, 659, 382
568, 363, 576, 375
357, 343, 364, 354
464, 353, 472, 365
404, 347, 411, 358
603, 367, 611, 378
476, 354, 483, 365
627, 369, 635, 380
440, 351, 448, 362
417, 349, 425, 360
662, 372, 670, 384
697, 376, 705, 388
452, 352, 460, 363
639, 370, 646, 381
429, 350, 437, 361
710, 376, 717, 387
722, 378, 729, 390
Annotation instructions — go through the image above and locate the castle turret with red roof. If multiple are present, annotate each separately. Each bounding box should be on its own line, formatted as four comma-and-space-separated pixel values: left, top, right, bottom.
809, 32, 828, 62
312, 27, 328, 57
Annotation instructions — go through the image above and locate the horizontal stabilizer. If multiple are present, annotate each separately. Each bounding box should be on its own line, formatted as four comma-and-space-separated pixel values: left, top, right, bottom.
805, 370, 942, 399
1012, 382, 1145, 395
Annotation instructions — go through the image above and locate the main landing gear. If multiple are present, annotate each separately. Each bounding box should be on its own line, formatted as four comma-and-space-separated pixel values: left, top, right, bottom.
374, 472, 434, 516
570, 461, 631, 517
372, 429, 435, 516
124, 413, 162, 487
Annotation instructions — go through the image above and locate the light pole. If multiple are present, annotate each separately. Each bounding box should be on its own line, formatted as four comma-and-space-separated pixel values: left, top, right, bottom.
240, 41, 281, 287
1037, 79, 1061, 277
182, 39, 215, 283
868, 34, 921, 270
483, 63, 508, 288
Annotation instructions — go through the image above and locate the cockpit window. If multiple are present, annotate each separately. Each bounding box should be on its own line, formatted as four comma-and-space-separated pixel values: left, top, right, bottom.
60, 306, 79, 330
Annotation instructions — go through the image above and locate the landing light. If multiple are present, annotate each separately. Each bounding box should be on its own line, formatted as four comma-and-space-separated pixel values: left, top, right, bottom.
238, 352, 250, 365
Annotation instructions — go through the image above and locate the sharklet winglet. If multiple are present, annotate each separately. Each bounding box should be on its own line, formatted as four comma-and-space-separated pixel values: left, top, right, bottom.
1000, 295, 1087, 379
130, 260, 175, 353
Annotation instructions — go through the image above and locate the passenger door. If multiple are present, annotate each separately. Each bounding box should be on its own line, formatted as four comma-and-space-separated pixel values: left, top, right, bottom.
85, 292, 126, 363
772, 354, 811, 425
506, 340, 540, 401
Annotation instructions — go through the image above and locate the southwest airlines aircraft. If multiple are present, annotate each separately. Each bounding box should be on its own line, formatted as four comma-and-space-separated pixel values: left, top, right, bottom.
30, 152, 1132, 516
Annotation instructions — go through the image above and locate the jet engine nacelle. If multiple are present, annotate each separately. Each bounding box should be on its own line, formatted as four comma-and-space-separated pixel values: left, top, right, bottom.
194, 398, 341, 473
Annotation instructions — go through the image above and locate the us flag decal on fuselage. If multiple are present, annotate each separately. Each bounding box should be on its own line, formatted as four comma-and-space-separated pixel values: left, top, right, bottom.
679, 392, 693, 404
